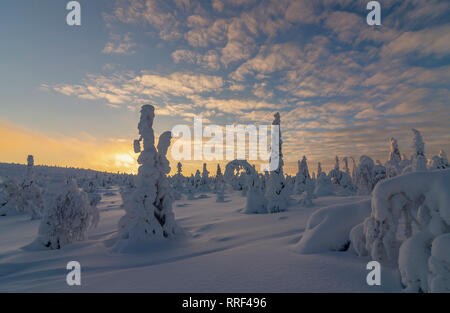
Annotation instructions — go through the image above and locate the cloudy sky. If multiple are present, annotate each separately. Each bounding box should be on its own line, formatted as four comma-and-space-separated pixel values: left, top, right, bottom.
0, 0, 449, 174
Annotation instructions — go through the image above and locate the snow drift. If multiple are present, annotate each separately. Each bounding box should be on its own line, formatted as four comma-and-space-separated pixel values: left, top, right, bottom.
296, 199, 371, 254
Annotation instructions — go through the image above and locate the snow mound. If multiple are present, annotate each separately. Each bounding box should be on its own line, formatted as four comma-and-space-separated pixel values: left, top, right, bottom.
296, 199, 371, 254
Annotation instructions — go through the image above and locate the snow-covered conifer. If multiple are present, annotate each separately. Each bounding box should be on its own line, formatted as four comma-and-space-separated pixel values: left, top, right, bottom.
355, 156, 375, 195
34, 179, 98, 249
265, 112, 290, 213
343, 157, 350, 176
411, 129, 427, 172
194, 170, 201, 191
428, 150, 449, 170
117, 105, 180, 246
294, 156, 312, 195
328, 156, 343, 186
153, 131, 179, 237
200, 163, 210, 191
186, 176, 195, 200
314, 163, 333, 198
177, 162, 182, 176
351, 170, 450, 292
17, 155, 44, 219
0, 177, 20, 216
385, 138, 403, 178
215, 164, 225, 202
245, 167, 266, 213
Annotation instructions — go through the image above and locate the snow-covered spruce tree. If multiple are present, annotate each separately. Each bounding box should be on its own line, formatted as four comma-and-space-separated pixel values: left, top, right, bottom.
245, 168, 267, 213
355, 156, 376, 195
351, 157, 357, 185
328, 156, 343, 186
439, 150, 449, 168
428, 150, 449, 170
215, 164, 225, 202
411, 128, 427, 172
186, 175, 195, 200
153, 131, 179, 237
350, 170, 450, 292
119, 175, 136, 206
172, 162, 184, 200
373, 161, 387, 187
177, 162, 182, 176
17, 155, 44, 220
385, 138, 402, 178
0, 177, 20, 216
314, 162, 333, 197
294, 156, 312, 195
82, 179, 102, 218
337, 157, 355, 195
194, 169, 201, 191
200, 163, 210, 192
343, 157, 350, 176
298, 190, 313, 207
240, 169, 250, 197
117, 105, 180, 245
34, 179, 99, 249
265, 112, 290, 213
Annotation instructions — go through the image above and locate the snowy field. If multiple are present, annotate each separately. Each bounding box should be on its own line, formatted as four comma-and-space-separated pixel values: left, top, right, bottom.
0, 184, 401, 293
0, 120, 448, 293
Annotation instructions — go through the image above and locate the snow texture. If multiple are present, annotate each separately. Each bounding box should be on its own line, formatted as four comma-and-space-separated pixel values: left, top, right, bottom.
296, 199, 371, 254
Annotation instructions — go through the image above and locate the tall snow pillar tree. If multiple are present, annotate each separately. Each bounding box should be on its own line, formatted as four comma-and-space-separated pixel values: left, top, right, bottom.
411, 128, 427, 172
265, 112, 289, 213
117, 105, 179, 247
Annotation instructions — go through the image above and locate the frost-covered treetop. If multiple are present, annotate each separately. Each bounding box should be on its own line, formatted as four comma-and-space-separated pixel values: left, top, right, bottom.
298, 156, 310, 178
202, 163, 209, 175
138, 105, 156, 150
216, 164, 222, 176
334, 156, 340, 171
343, 157, 350, 174
27, 155, 34, 167
389, 138, 402, 162
272, 112, 280, 126
26, 155, 35, 182
317, 162, 322, 175
412, 129, 425, 156
157, 131, 172, 157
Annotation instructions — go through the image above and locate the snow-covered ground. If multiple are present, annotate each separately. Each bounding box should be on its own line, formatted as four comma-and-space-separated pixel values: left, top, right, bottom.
0, 186, 402, 292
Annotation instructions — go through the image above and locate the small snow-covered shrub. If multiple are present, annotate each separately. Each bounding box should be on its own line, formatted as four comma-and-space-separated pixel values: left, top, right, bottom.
34, 179, 99, 249
296, 199, 371, 254
245, 170, 266, 214
298, 191, 313, 208
428, 150, 449, 171
314, 171, 333, 197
